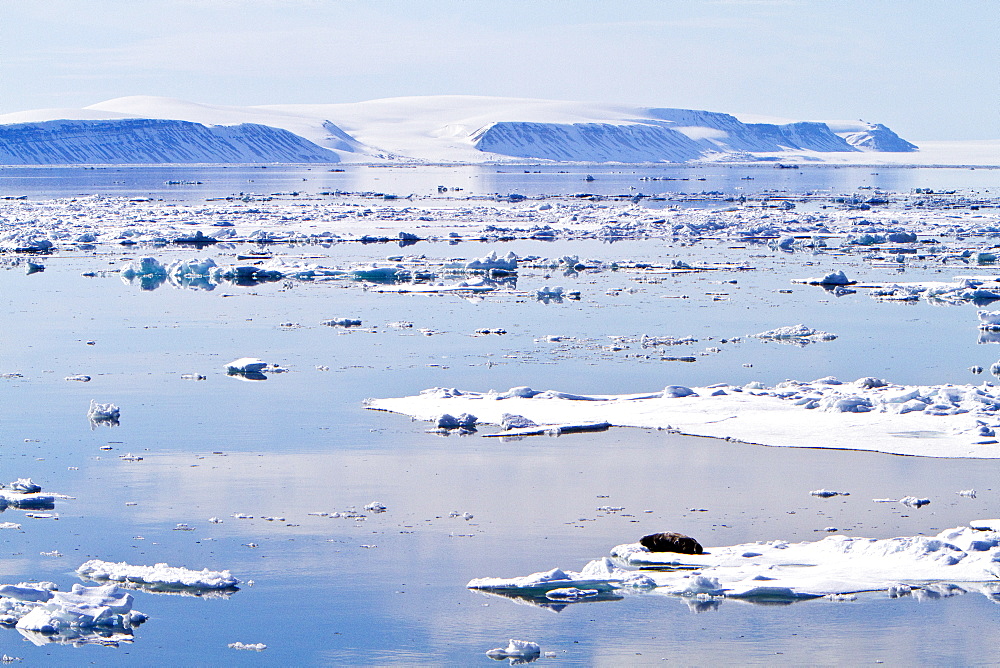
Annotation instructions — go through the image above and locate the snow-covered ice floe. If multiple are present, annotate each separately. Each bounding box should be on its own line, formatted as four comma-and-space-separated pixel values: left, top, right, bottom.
368, 377, 1000, 457
751, 324, 837, 346
76, 560, 239, 595
469, 527, 1000, 608
0, 479, 59, 511
0, 582, 147, 646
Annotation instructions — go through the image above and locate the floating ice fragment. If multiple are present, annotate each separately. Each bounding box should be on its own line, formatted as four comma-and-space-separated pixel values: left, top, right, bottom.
321, 318, 362, 327
978, 310, 1000, 331
810, 490, 850, 498
9, 479, 41, 494
436, 413, 477, 430
536, 286, 563, 301
224, 358, 267, 374
815, 271, 851, 285
87, 400, 120, 424
364, 501, 387, 513
751, 324, 837, 345
958, 489, 977, 498
76, 560, 239, 591
229, 642, 267, 651
500, 413, 538, 430
486, 639, 541, 663
900, 496, 930, 508
64, 375, 91, 382
13, 583, 146, 638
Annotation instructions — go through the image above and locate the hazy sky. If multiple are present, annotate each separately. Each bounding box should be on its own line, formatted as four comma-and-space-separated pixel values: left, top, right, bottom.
1, 0, 996, 140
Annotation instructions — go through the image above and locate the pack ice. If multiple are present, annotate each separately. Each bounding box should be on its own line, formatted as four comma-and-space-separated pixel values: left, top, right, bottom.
469, 527, 1000, 606
368, 377, 1000, 458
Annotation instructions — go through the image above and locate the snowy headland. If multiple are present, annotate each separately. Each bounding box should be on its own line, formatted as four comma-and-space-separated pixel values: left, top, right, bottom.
0, 95, 962, 165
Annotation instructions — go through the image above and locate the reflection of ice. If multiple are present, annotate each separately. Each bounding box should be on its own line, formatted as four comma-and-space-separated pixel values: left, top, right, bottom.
119, 255, 520, 292
471, 587, 623, 613
74, 578, 239, 599
18, 625, 137, 647
684, 597, 722, 613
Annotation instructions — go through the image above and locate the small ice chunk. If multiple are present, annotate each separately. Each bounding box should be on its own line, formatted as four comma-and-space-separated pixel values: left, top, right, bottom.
486, 639, 541, 661
816, 271, 850, 285
958, 489, 977, 499
364, 501, 387, 513
229, 642, 267, 651
810, 489, 849, 498
662, 385, 696, 398
501, 413, 538, 430
9, 479, 41, 494
979, 310, 1000, 331
436, 413, 477, 430
65, 374, 91, 382
224, 358, 267, 374
900, 496, 930, 508
87, 400, 120, 422
321, 318, 362, 327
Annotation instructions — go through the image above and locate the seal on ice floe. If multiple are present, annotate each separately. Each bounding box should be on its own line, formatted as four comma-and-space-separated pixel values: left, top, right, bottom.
639, 532, 703, 555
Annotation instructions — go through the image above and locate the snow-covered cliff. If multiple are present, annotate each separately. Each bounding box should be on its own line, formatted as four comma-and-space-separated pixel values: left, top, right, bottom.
0, 118, 339, 164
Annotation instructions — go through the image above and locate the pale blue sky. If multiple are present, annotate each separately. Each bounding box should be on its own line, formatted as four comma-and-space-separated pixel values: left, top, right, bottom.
1, 0, 996, 139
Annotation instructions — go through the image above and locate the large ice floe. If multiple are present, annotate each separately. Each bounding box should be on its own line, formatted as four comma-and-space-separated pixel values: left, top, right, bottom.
468, 526, 1000, 609
0, 561, 240, 646
76, 560, 240, 595
0, 479, 61, 512
368, 376, 1000, 458
0, 582, 147, 647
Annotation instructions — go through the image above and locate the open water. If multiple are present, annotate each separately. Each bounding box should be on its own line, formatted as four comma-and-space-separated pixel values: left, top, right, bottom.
1, 165, 1000, 665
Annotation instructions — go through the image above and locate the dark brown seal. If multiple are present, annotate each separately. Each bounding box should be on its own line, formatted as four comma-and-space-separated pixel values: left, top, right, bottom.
639, 532, 703, 555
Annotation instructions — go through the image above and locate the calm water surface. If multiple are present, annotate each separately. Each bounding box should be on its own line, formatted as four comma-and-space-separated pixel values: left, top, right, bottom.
1, 167, 1000, 664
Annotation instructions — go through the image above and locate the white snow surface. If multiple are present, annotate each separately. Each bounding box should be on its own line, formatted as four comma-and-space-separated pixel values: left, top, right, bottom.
76, 560, 239, 590
471, 527, 1000, 603
0, 94, 939, 164
369, 377, 1000, 458
0, 582, 146, 642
